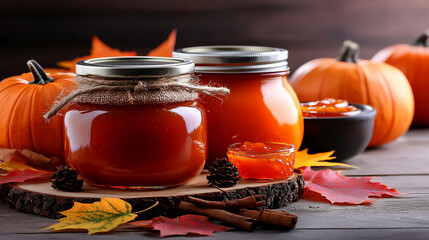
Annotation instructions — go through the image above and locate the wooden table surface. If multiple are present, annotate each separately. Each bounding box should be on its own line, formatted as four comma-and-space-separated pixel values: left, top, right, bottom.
1, 129, 428, 240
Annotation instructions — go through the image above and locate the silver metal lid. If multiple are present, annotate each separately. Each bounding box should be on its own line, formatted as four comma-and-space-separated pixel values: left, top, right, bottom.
76, 57, 194, 78
172, 45, 289, 73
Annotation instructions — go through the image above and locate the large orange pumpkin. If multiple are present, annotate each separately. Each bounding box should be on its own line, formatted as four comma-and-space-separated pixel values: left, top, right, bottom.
372, 31, 429, 126
290, 40, 414, 147
0, 60, 77, 158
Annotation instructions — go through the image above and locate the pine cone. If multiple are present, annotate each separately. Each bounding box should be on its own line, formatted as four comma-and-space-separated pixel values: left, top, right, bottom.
207, 158, 241, 187
50, 165, 83, 191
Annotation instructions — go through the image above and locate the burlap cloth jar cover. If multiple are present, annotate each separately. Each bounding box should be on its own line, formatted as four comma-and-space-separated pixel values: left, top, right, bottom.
45, 57, 229, 118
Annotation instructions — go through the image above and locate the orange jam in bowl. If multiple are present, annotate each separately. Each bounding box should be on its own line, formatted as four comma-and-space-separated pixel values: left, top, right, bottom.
227, 142, 295, 180
301, 98, 361, 117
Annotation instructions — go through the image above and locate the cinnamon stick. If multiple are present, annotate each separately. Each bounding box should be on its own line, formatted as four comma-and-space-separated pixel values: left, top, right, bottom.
187, 195, 265, 210
179, 201, 258, 231
236, 209, 298, 229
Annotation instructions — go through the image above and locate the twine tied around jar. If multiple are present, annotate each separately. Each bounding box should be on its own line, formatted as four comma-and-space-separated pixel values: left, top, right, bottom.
43, 74, 229, 119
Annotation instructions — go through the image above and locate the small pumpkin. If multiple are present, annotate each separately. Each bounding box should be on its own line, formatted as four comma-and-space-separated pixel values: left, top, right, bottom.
0, 60, 77, 158
372, 31, 429, 126
290, 40, 414, 147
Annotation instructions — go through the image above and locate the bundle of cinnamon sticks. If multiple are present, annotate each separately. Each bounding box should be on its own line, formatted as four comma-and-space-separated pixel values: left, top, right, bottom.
179, 195, 298, 231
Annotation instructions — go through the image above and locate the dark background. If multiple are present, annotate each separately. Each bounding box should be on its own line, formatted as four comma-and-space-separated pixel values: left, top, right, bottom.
1, 0, 428, 79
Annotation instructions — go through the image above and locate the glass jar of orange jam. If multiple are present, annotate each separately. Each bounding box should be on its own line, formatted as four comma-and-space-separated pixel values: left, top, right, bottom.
64, 57, 206, 189
301, 98, 361, 117
227, 142, 295, 180
173, 46, 304, 167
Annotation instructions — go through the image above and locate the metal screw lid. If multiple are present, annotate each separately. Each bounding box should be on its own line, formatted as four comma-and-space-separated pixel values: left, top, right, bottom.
76, 56, 194, 78
173, 45, 289, 73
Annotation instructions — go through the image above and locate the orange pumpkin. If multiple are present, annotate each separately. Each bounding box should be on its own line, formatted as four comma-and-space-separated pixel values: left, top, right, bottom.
372, 31, 429, 126
0, 60, 77, 158
290, 40, 414, 147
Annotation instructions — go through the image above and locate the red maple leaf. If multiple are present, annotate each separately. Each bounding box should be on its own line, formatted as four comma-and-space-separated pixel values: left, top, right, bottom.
0, 169, 51, 184
301, 167, 400, 205
129, 214, 228, 237
147, 29, 177, 57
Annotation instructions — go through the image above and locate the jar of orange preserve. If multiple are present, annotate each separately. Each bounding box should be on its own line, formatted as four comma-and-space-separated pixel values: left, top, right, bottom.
173, 46, 304, 167
50, 57, 228, 189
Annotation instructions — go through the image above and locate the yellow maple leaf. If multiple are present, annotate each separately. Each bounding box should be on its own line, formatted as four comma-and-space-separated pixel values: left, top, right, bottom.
295, 149, 356, 169
0, 161, 39, 171
0, 149, 61, 172
0, 156, 40, 172
46, 198, 157, 234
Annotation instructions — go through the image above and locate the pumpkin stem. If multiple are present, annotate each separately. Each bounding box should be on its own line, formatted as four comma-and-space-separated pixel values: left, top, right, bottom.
27, 60, 54, 85
337, 40, 359, 63
413, 30, 429, 47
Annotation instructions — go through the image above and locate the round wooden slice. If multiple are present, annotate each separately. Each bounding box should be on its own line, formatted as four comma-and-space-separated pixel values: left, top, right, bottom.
2, 173, 304, 219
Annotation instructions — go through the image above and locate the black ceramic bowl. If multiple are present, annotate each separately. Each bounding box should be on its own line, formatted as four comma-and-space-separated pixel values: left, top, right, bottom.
300, 103, 377, 161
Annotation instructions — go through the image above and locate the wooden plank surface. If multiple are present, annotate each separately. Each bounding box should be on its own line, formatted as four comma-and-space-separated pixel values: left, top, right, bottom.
1, 129, 428, 239
344, 129, 429, 176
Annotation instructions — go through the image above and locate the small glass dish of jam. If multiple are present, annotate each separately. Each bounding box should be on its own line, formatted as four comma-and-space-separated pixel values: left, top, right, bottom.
227, 141, 295, 180
300, 98, 377, 161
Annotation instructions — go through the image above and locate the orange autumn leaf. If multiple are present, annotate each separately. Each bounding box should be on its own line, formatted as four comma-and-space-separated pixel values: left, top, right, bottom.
0, 154, 40, 172
58, 36, 137, 72
294, 149, 356, 169
91, 36, 137, 57
147, 29, 177, 57
301, 167, 400, 205
0, 148, 60, 172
